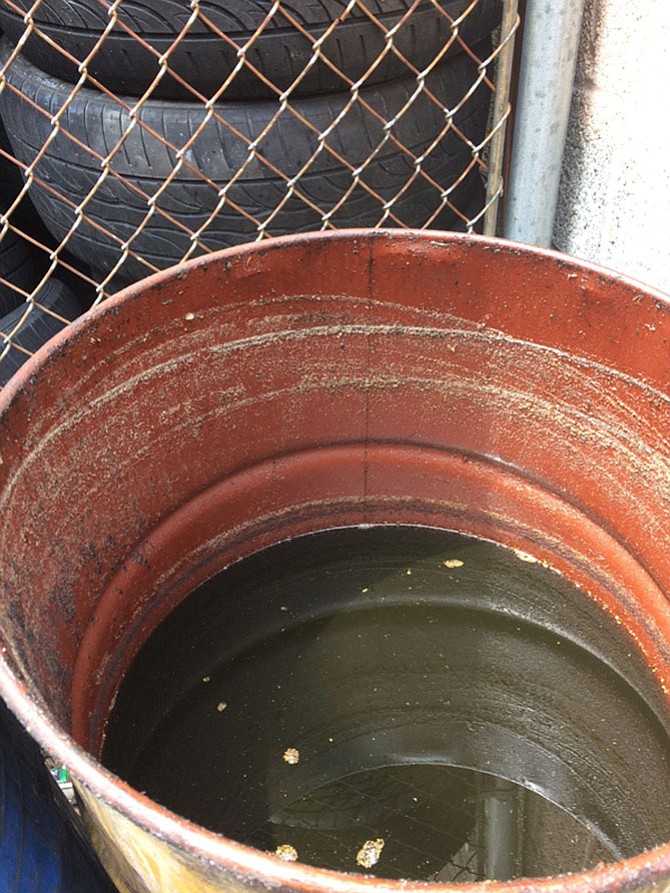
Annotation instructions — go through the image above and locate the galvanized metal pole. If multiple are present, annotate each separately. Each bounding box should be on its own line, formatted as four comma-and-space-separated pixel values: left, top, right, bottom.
503, 0, 587, 246
477, 775, 522, 881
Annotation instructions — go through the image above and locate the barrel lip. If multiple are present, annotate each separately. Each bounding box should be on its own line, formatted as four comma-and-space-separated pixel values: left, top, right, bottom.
2, 227, 670, 413
3, 228, 670, 892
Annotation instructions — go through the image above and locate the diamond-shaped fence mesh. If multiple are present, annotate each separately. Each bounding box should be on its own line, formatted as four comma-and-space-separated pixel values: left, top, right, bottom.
0, 0, 519, 385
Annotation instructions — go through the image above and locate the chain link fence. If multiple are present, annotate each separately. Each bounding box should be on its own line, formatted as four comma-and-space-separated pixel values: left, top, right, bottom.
0, 0, 519, 385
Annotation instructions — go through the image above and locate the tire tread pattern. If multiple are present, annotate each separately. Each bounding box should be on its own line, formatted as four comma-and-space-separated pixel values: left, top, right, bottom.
0, 277, 86, 384
0, 36, 491, 283
0, 0, 501, 99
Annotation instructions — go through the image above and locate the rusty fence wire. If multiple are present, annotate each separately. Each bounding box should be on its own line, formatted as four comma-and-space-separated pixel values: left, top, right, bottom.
0, 0, 519, 384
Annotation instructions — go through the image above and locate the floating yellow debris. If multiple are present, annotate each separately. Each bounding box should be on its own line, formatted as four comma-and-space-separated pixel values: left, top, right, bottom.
356, 838, 385, 869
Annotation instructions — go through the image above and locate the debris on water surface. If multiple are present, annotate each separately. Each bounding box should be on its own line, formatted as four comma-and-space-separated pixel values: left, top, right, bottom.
443, 559, 464, 569
283, 747, 300, 765
514, 549, 538, 563
356, 838, 385, 869
274, 844, 299, 862
216, 701, 227, 712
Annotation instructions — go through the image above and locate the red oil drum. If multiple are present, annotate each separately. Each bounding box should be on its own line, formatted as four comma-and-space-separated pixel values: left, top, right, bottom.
2, 231, 670, 893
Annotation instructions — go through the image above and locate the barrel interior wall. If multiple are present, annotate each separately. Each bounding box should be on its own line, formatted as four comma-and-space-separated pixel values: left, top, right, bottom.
1, 232, 670, 754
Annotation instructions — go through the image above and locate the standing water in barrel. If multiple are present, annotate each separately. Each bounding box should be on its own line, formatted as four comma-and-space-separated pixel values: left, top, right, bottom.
103, 527, 670, 882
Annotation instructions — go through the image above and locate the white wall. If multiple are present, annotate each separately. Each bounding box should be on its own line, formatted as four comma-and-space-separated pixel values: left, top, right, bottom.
553, 0, 670, 294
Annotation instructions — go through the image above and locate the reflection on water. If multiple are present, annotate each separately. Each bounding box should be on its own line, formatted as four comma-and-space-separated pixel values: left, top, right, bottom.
103, 527, 670, 881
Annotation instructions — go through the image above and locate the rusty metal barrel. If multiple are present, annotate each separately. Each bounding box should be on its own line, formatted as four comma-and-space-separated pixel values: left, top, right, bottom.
2, 230, 670, 893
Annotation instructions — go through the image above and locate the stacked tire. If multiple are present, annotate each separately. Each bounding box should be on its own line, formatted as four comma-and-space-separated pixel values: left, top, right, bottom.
0, 0, 501, 287
0, 118, 90, 386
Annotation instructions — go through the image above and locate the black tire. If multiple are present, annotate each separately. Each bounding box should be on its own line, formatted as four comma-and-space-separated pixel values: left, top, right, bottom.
0, 36, 492, 284
0, 162, 47, 314
0, 278, 85, 385
1, 111, 119, 308
0, 0, 501, 100
0, 113, 26, 205
0, 228, 44, 315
